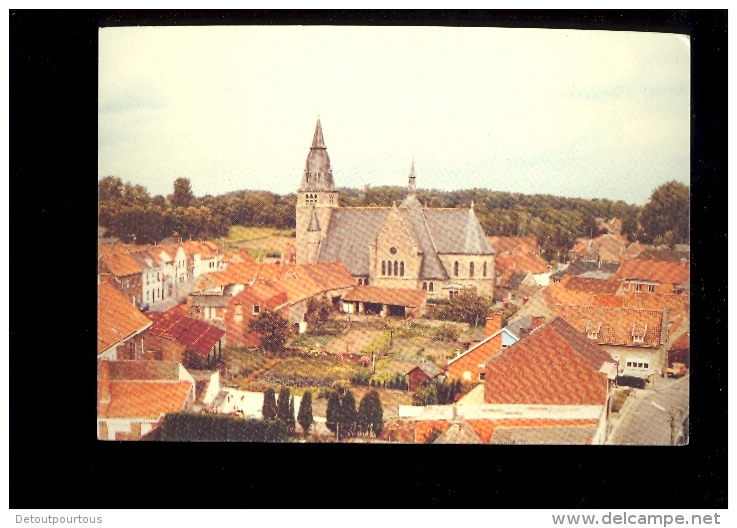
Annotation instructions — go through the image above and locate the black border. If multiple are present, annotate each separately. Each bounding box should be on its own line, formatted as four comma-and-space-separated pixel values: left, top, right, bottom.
9, 10, 726, 509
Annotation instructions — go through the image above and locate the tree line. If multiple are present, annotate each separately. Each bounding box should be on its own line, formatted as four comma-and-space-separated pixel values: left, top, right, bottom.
99, 176, 688, 255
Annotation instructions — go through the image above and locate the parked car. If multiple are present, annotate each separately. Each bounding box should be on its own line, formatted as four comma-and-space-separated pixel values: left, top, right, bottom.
666, 362, 687, 378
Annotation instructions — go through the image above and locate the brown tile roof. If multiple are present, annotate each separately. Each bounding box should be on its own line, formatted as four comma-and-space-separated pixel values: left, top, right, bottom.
147, 309, 224, 356
669, 332, 689, 352
181, 240, 221, 259
100, 380, 192, 419
342, 286, 426, 308
488, 236, 539, 255
556, 305, 664, 348
300, 261, 357, 292
495, 252, 549, 275
97, 283, 152, 355
484, 318, 611, 406
623, 242, 647, 259
106, 360, 180, 381
223, 249, 256, 265
230, 281, 289, 310
277, 267, 323, 304
616, 259, 690, 285
563, 276, 621, 296
100, 252, 143, 277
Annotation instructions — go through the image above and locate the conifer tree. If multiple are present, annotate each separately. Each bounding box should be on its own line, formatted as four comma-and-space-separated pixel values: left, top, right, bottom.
326, 391, 341, 436
358, 389, 384, 437
262, 387, 277, 421
277, 387, 291, 424
297, 391, 314, 436
287, 396, 296, 434
341, 390, 358, 438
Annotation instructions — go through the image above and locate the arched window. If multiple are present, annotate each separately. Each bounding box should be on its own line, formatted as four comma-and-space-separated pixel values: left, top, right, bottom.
387, 261, 391, 276
381, 261, 386, 276
422, 282, 427, 291
454, 261, 459, 276
469, 262, 475, 278
394, 261, 398, 276
358, 278, 363, 285
429, 282, 434, 292
483, 261, 488, 277
400, 262, 405, 276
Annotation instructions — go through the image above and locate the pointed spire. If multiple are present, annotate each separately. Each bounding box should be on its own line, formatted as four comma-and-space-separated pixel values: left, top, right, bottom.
307, 206, 321, 232
311, 118, 326, 149
408, 159, 417, 194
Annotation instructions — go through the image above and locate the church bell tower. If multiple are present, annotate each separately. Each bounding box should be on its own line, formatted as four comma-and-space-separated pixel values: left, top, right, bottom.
296, 118, 339, 265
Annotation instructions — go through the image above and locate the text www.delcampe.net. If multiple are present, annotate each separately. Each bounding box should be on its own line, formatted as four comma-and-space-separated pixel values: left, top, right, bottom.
551, 513, 722, 527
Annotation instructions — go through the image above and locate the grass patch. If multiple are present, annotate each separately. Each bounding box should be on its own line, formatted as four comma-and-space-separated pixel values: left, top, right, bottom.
361, 331, 392, 355
267, 355, 361, 380
291, 334, 335, 350
222, 346, 271, 377
394, 325, 441, 340
217, 225, 293, 244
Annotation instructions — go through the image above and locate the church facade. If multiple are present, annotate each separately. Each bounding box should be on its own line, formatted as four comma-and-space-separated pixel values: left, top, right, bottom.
295, 119, 495, 300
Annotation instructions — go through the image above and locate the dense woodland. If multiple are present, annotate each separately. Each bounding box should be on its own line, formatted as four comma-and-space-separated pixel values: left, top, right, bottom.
98, 175, 689, 262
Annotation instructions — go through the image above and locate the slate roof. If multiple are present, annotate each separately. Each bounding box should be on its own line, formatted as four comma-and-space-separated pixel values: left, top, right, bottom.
300, 119, 335, 192
434, 419, 483, 444
556, 305, 664, 348
423, 208, 494, 255
398, 197, 448, 280
550, 260, 620, 281
484, 318, 611, 406
98, 283, 152, 355
506, 271, 531, 291
490, 424, 598, 445
616, 259, 690, 285
147, 309, 224, 356
504, 315, 545, 340
318, 208, 390, 276
342, 285, 426, 308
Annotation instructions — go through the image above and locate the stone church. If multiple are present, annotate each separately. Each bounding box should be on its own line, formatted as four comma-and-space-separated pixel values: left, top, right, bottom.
295, 119, 495, 300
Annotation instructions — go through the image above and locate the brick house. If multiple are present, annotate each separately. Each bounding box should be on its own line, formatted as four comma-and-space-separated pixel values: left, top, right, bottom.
615, 259, 690, 295
225, 282, 290, 347
145, 308, 225, 366
99, 252, 144, 306
97, 283, 152, 360
97, 360, 195, 440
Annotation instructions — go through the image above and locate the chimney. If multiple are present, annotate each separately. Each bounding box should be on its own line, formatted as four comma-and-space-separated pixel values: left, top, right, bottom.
98, 360, 111, 416
485, 312, 502, 337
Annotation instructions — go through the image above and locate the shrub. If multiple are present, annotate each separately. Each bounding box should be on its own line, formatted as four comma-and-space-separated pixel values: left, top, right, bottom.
160, 412, 286, 442
436, 324, 460, 342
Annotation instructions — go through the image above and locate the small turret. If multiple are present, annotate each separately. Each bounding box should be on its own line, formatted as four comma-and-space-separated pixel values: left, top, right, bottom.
407, 160, 417, 195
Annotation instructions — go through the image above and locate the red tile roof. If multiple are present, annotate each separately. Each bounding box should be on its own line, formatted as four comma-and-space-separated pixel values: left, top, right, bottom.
495, 252, 549, 275
556, 305, 664, 348
484, 318, 611, 405
230, 281, 288, 310
100, 380, 192, 419
100, 252, 143, 277
147, 309, 224, 356
301, 261, 357, 292
616, 259, 690, 285
342, 286, 426, 308
97, 284, 152, 355
563, 276, 621, 296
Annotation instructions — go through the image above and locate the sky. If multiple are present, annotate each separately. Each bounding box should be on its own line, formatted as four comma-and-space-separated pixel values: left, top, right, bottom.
98, 26, 690, 206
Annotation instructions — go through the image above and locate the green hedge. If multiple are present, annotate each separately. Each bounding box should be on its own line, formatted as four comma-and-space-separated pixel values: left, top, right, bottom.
160, 412, 287, 442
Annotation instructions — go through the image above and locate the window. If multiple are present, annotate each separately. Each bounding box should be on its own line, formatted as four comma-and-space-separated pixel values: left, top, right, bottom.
429, 282, 434, 292
381, 261, 386, 276
157, 272, 160, 281
387, 261, 391, 276
469, 262, 475, 278
478, 372, 486, 381
329, 194, 334, 203
364, 277, 368, 285
306, 193, 318, 205
454, 261, 459, 276
146, 291, 150, 300
449, 290, 458, 298
400, 262, 404, 276
252, 305, 260, 315
393, 261, 398, 276
389, 246, 398, 255
483, 262, 487, 277
647, 285, 655, 293
635, 283, 642, 292
422, 282, 427, 291
358, 278, 363, 285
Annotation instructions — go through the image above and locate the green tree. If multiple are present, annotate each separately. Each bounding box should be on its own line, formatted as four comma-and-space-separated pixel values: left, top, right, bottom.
262, 388, 277, 421
172, 177, 196, 208
287, 396, 296, 434
297, 391, 314, 436
98, 176, 124, 202
639, 181, 690, 245
326, 390, 341, 436
340, 390, 358, 438
358, 389, 384, 437
248, 309, 290, 353
277, 387, 291, 425
305, 295, 333, 329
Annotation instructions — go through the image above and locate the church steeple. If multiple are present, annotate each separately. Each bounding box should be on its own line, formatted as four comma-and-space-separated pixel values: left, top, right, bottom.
300, 118, 334, 191
407, 160, 417, 194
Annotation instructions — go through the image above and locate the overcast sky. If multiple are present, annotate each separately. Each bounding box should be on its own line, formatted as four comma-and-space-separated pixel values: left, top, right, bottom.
99, 26, 690, 205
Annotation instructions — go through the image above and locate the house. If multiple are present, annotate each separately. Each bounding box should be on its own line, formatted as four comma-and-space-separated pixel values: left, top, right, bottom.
488, 236, 540, 256
667, 332, 690, 368
99, 252, 144, 306
484, 317, 616, 406
146, 307, 225, 367
225, 281, 290, 347
276, 261, 356, 323
597, 217, 622, 236
568, 234, 628, 265
341, 285, 426, 318
97, 283, 152, 360
635, 247, 690, 263
97, 360, 196, 440
380, 360, 442, 391
615, 259, 690, 294
447, 313, 512, 382
181, 240, 223, 278
295, 119, 495, 299
494, 251, 551, 287
556, 305, 667, 378
495, 269, 538, 304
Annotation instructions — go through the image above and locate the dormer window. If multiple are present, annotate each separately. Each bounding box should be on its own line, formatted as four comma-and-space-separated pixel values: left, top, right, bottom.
252, 305, 260, 315
585, 321, 602, 340
632, 323, 647, 343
